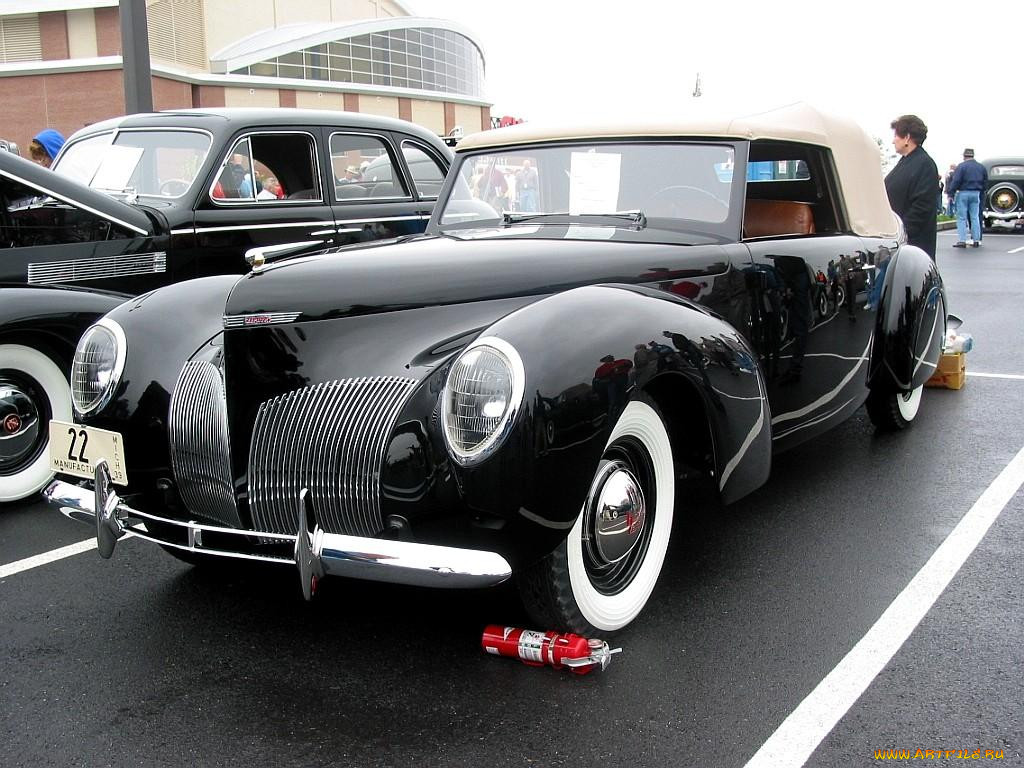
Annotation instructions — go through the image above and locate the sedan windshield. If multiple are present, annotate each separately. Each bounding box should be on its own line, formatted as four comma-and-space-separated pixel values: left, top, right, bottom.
437, 142, 737, 243
55, 130, 212, 199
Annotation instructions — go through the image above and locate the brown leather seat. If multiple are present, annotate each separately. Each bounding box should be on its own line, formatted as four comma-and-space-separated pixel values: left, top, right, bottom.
743, 199, 816, 238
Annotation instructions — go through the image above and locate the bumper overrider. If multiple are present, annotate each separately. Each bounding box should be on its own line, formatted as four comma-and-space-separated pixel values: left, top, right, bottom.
45, 461, 512, 598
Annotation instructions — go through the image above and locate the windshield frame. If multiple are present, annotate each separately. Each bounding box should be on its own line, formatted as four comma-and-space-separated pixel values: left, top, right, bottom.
429, 138, 748, 244
54, 126, 214, 200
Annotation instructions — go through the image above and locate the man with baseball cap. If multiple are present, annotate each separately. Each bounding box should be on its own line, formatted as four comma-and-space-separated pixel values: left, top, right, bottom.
948, 148, 988, 248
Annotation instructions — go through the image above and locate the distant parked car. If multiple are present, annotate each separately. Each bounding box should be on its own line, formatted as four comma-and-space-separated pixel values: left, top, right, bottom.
0, 108, 451, 502
45, 103, 946, 635
981, 157, 1024, 231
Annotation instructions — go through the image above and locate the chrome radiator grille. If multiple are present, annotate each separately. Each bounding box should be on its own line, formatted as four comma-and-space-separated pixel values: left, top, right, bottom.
168, 361, 242, 528
248, 377, 416, 536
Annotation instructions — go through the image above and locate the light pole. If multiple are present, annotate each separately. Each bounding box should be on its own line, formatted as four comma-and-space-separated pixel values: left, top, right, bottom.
120, 0, 153, 114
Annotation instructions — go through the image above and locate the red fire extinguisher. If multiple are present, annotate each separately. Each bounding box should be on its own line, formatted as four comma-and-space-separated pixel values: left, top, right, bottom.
481, 625, 621, 674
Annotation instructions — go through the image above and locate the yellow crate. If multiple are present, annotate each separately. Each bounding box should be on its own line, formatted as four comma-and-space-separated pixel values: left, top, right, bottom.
925, 352, 966, 390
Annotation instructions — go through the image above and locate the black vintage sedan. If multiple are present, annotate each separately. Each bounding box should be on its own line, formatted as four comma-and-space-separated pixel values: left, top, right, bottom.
45, 103, 945, 634
0, 108, 451, 501
981, 156, 1024, 231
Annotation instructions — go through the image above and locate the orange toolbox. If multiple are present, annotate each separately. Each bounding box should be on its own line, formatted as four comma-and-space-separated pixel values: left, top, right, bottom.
925, 352, 966, 390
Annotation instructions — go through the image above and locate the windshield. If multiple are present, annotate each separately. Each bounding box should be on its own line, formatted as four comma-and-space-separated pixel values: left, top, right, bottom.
436, 142, 738, 243
55, 129, 212, 198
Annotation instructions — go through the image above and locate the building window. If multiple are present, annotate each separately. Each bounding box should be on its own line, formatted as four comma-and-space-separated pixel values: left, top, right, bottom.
0, 14, 41, 63
230, 26, 484, 98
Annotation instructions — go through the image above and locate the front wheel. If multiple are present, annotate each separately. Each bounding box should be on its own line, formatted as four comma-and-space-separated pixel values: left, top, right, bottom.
517, 395, 675, 634
866, 384, 922, 431
1, 344, 71, 503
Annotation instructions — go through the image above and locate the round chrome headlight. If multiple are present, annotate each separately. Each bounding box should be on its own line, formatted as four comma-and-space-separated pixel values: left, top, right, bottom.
441, 336, 525, 464
71, 318, 126, 416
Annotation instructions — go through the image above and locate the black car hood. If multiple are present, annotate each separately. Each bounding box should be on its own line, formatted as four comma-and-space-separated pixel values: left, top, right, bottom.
224, 233, 728, 322
0, 149, 155, 237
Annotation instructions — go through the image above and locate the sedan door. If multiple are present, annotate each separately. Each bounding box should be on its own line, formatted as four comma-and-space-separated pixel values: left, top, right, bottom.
327, 131, 443, 244
191, 130, 337, 278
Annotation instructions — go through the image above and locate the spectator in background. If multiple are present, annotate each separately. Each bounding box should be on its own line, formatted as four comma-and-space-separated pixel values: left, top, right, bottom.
937, 174, 944, 215
944, 163, 957, 216
884, 115, 939, 259
516, 159, 539, 212
28, 129, 65, 168
948, 148, 988, 248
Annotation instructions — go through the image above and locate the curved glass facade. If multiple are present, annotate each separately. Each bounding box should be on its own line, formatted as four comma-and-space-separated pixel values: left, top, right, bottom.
231, 27, 484, 98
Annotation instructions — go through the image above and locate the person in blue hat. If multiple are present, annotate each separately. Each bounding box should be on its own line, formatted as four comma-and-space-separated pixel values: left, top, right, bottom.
28, 129, 66, 168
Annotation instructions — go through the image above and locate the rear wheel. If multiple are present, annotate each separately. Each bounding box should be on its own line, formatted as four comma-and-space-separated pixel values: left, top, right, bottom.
1, 345, 71, 503
517, 395, 675, 634
866, 385, 922, 431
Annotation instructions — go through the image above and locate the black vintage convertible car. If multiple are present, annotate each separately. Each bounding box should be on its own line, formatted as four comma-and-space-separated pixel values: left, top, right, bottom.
981, 156, 1024, 231
0, 108, 451, 501
45, 103, 945, 634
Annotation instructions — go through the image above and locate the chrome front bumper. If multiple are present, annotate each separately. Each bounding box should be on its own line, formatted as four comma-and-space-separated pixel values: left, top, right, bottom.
44, 463, 512, 596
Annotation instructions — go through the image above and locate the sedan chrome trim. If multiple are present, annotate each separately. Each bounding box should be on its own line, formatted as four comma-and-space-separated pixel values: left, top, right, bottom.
27, 251, 166, 285
194, 220, 329, 234
334, 214, 429, 225
44, 478, 512, 590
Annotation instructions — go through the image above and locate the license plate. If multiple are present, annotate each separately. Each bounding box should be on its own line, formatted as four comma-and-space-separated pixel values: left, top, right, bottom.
49, 420, 128, 486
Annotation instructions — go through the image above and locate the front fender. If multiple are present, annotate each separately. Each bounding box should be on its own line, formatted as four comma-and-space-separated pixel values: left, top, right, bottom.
458, 284, 770, 557
0, 285, 127, 357
868, 245, 945, 392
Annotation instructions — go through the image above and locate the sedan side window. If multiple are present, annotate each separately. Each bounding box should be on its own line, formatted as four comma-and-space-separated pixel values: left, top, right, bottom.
330, 133, 409, 202
212, 132, 319, 203
401, 142, 447, 199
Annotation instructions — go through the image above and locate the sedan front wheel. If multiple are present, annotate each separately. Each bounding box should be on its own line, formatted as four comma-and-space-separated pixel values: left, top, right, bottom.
1, 344, 71, 503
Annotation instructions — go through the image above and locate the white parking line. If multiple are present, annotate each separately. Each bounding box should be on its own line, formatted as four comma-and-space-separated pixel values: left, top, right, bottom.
1008, 246, 1024, 254
0, 538, 97, 580
968, 371, 1024, 380
744, 442, 1024, 768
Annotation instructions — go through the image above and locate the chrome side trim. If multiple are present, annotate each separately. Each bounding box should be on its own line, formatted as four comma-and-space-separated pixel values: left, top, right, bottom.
248, 377, 417, 536
28, 251, 166, 284
168, 361, 242, 528
334, 214, 429, 225
194, 220, 329, 234
44, 479, 512, 589
222, 311, 302, 328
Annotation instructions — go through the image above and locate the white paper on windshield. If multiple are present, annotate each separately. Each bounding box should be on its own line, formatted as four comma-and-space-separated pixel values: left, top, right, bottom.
565, 225, 615, 240
569, 152, 621, 215
90, 145, 144, 191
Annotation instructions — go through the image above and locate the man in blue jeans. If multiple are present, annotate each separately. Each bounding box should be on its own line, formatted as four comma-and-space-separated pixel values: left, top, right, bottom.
948, 148, 988, 248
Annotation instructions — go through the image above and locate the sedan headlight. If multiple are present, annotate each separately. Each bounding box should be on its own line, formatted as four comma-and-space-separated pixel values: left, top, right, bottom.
441, 336, 525, 465
71, 318, 127, 416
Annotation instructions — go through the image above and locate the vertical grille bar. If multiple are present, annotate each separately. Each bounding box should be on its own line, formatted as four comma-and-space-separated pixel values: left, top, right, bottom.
168, 361, 242, 528
248, 377, 416, 536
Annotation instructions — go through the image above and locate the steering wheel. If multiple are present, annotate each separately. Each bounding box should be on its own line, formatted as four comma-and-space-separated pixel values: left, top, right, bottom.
646, 185, 728, 220
159, 178, 190, 196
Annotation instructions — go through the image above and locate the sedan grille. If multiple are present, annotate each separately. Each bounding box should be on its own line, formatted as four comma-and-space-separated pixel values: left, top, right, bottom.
248, 377, 417, 536
168, 361, 242, 528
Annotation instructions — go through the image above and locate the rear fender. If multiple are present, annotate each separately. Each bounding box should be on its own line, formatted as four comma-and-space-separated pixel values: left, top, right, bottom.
868, 245, 945, 392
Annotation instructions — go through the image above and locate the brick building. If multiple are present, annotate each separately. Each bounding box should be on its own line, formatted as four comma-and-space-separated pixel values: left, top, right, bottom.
0, 0, 491, 153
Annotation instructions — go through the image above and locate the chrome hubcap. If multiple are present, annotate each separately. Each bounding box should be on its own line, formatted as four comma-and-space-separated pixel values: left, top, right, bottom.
0, 376, 45, 473
585, 459, 646, 566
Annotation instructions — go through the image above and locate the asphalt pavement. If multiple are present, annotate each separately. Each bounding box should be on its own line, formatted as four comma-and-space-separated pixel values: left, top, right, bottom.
2, 231, 1022, 767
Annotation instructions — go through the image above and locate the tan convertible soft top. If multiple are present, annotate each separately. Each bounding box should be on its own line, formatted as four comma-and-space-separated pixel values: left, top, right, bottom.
457, 102, 898, 239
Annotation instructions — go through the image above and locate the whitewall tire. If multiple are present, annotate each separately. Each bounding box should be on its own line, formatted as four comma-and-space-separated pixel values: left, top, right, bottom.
518, 395, 675, 634
0, 344, 71, 503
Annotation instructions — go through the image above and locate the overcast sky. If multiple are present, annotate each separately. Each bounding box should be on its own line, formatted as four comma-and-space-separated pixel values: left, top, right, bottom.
410, 0, 1020, 171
